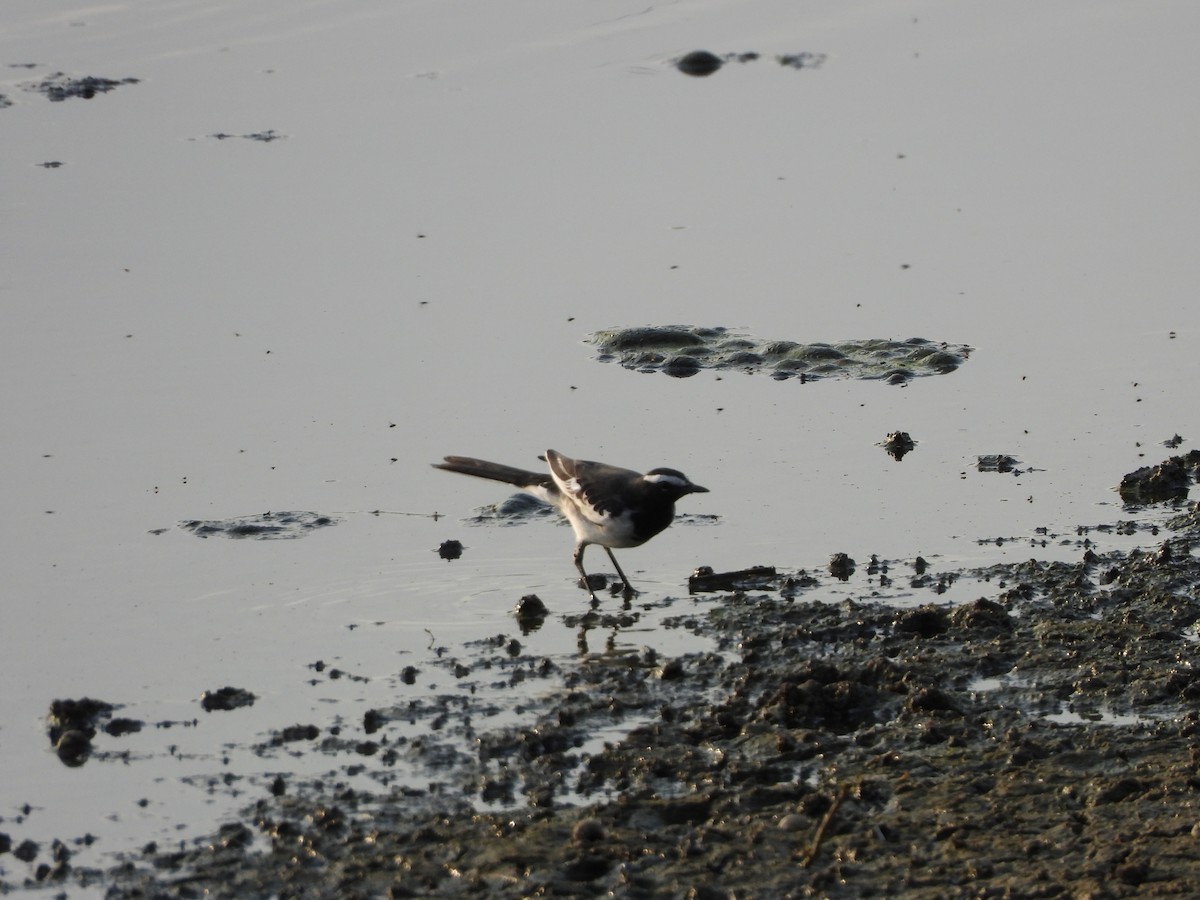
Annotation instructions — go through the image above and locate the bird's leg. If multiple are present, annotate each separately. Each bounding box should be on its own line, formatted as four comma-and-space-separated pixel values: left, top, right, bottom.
573, 544, 600, 602
604, 547, 638, 599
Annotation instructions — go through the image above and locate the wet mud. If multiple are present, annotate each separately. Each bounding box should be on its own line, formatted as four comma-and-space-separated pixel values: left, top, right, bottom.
9, 459, 1200, 897
589, 326, 971, 384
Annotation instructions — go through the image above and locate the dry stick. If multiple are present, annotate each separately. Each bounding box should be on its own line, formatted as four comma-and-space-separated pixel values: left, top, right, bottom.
799, 782, 852, 868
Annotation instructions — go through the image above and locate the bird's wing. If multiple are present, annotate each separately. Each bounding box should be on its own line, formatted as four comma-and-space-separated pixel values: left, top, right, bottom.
546, 451, 632, 523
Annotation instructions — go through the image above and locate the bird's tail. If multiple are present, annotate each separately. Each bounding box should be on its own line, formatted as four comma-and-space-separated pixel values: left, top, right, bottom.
433, 456, 550, 490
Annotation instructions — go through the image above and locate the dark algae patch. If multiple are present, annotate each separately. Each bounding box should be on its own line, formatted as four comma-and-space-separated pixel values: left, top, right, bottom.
675, 49, 827, 77
589, 326, 971, 383
180, 510, 338, 539
209, 129, 285, 143
23, 72, 140, 101
24, 455, 1200, 897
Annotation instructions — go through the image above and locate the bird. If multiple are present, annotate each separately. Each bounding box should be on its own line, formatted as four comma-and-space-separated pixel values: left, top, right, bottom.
433, 449, 708, 599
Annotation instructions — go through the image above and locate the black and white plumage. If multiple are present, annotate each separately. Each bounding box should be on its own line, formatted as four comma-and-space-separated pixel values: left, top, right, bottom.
433, 449, 708, 599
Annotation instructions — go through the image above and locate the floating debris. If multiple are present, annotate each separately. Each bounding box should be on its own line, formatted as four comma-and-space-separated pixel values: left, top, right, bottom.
180, 511, 337, 540
589, 326, 971, 383
777, 52, 826, 70
210, 129, 284, 143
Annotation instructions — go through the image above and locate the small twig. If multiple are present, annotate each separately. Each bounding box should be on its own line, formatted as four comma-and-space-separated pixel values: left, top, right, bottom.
798, 782, 852, 868
357, 509, 443, 520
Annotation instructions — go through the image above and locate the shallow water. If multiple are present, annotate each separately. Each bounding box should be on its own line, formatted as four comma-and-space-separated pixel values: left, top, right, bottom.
1, 0, 1197, 886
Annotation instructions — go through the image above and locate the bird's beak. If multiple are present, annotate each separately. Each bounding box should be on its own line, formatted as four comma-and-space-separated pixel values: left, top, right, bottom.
688, 484, 709, 494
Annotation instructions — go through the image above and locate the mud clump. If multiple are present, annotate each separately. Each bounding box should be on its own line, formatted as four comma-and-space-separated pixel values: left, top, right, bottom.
200, 687, 256, 712
47, 698, 116, 767
1120, 450, 1199, 504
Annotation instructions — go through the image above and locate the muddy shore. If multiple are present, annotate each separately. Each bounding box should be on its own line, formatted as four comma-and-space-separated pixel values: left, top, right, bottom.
14, 464, 1200, 898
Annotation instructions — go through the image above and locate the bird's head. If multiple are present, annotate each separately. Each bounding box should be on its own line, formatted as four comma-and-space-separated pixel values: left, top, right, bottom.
643, 468, 709, 500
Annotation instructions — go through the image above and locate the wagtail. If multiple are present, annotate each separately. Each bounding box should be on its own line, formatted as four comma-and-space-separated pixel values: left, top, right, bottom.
433, 449, 708, 599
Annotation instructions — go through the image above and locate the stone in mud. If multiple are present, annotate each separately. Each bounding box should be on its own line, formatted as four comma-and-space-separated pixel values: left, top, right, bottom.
882, 430, 916, 460
829, 553, 855, 580
46, 698, 121, 766
675, 51, 724, 77
53, 731, 94, 767
514, 595, 549, 632
437, 539, 464, 560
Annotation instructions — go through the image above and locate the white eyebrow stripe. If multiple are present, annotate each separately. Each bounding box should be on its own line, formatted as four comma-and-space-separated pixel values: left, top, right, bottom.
644, 473, 690, 487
